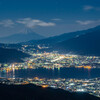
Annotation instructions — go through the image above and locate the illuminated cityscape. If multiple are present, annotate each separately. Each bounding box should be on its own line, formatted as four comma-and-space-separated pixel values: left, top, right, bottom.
0, 51, 100, 73
0, 77, 100, 97
0, 51, 100, 98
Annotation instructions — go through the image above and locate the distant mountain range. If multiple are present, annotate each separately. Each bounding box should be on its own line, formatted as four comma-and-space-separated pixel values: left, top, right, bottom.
0, 29, 45, 43
23, 25, 100, 56
1, 26, 100, 56
0, 48, 30, 63
0, 84, 99, 100
24, 25, 100, 46
24, 31, 85, 45
53, 26, 100, 56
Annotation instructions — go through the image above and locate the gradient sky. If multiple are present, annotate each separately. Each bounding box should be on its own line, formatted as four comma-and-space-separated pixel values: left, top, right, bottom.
0, 0, 100, 37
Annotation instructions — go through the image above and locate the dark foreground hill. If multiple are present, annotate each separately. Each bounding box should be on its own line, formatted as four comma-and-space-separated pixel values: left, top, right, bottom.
0, 84, 99, 100
0, 48, 30, 63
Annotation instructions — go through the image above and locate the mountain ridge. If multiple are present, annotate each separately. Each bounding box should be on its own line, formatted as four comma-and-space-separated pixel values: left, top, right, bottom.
0, 48, 30, 63
0, 30, 45, 43
23, 25, 100, 46
52, 27, 100, 56
0, 83, 99, 100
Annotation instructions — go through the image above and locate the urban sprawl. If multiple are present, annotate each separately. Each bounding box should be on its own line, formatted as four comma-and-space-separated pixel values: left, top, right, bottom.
0, 50, 100, 98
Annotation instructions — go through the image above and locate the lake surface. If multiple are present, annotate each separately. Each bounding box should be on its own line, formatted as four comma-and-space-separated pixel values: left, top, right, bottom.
0, 67, 100, 79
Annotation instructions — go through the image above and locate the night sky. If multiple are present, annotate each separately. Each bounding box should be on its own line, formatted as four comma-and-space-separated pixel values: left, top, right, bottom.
0, 0, 100, 37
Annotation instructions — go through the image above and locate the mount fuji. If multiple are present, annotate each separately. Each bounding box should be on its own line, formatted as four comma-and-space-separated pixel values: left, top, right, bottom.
0, 29, 45, 43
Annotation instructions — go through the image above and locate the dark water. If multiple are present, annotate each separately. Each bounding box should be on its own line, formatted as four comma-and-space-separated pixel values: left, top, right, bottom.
0, 68, 100, 79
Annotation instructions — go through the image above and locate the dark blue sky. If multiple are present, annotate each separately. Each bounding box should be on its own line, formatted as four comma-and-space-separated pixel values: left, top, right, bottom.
0, 0, 100, 37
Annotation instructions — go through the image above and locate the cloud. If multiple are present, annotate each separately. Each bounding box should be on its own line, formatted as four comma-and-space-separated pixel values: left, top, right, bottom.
17, 18, 55, 28
83, 5, 100, 11
83, 5, 94, 11
0, 19, 14, 27
76, 20, 95, 25
51, 18, 62, 21
76, 20, 100, 25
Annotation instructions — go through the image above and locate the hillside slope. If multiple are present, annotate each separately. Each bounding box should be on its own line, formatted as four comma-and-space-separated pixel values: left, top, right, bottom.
0, 84, 99, 100
53, 29, 100, 56
24, 25, 100, 46
0, 48, 30, 63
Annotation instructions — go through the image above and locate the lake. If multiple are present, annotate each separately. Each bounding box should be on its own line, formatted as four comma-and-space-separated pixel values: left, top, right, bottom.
0, 67, 100, 79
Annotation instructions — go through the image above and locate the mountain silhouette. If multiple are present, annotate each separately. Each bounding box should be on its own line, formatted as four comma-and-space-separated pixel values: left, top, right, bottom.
0, 29, 45, 43
24, 25, 100, 46
0, 48, 30, 63
0, 84, 99, 100
53, 26, 100, 56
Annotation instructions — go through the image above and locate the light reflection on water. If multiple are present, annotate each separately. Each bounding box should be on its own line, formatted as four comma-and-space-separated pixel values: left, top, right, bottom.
0, 67, 100, 79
